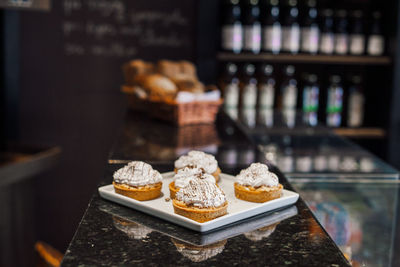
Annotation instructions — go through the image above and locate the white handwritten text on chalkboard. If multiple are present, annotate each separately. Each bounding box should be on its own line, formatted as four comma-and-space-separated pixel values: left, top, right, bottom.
62, 0, 191, 58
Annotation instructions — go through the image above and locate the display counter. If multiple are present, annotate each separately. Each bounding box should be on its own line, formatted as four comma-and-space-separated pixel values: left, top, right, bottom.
61, 111, 352, 266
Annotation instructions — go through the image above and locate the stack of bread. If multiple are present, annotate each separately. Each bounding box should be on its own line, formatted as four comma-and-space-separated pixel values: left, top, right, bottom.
122, 60, 222, 125
122, 60, 219, 102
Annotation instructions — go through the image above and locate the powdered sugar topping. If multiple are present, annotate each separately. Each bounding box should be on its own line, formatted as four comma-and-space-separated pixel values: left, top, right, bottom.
174, 167, 215, 188
175, 151, 218, 174
113, 161, 162, 187
236, 163, 279, 188
176, 178, 226, 208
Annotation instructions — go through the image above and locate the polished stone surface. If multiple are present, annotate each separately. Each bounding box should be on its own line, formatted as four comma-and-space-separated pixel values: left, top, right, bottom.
62, 164, 350, 266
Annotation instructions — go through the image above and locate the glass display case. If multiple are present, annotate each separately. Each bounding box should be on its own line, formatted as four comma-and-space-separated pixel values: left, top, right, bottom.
227, 109, 399, 180
291, 181, 399, 267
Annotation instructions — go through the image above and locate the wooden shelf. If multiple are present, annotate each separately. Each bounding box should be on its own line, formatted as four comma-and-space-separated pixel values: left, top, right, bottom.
333, 127, 386, 138
237, 123, 386, 139
217, 52, 392, 65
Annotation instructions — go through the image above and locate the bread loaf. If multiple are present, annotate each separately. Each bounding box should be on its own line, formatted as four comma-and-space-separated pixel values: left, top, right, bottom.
137, 74, 177, 101
157, 60, 181, 79
122, 60, 154, 86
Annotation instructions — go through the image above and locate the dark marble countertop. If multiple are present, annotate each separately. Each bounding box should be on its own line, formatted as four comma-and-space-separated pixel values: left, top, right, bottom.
61, 112, 350, 266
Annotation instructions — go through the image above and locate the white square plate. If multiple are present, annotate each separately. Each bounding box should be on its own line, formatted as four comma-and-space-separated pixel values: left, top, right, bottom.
98, 172, 299, 232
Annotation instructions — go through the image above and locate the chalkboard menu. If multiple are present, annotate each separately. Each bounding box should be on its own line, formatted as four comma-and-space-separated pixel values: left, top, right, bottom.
62, 0, 195, 59
20, 0, 197, 94
0, 0, 50, 11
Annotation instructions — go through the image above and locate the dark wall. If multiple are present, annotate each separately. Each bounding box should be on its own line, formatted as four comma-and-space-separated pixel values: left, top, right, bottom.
2, 10, 20, 142
195, 0, 219, 84
0, 11, 3, 144
15, 0, 197, 252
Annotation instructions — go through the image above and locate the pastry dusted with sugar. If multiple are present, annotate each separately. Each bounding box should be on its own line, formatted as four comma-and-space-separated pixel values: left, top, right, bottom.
122, 60, 154, 86
169, 166, 215, 199
174, 151, 221, 182
172, 175, 228, 222
113, 161, 162, 201
234, 163, 283, 203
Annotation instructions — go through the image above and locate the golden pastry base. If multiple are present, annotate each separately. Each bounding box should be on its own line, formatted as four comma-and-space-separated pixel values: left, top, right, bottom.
113, 181, 162, 201
234, 183, 283, 203
172, 200, 228, 223
169, 181, 178, 199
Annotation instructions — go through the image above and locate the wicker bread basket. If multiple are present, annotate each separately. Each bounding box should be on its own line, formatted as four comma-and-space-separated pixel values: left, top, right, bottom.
122, 85, 222, 126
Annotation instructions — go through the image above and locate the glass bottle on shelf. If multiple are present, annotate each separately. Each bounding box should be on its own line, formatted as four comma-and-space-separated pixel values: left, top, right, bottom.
258, 108, 274, 127
261, 0, 281, 54
326, 75, 344, 127
319, 9, 335, 55
221, 0, 243, 54
277, 135, 294, 173
241, 108, 257, 127
221, 62, 240, 109
300, 0, 319, 54
302, 73, 319, 127
349, 10, 365, 55
240, 63, 258, 127
240, 63, 258, 109
279, 65, 297, 109
347, 75, 365, 127
296, 154, 313, 172
258, 64, 275, 109
257, 64, 275, 127
314, 146, 328, 172
367, 11, 385, 56
243, 0, 262, 54
280, 65, 297, 128
334, 10, 349, 55
282, 0, 300, 54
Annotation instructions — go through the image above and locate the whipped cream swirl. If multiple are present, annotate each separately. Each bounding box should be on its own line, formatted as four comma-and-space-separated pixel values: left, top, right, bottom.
176, 178, 226, 208
175, 151, 218, 174
236, 163, 279, 188
113, 161, 162, 187
174, 167, 215, 188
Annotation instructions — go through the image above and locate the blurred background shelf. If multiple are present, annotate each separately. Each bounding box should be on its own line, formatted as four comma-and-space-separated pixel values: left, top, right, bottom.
333, 127, 386, 138
235, 125, 386, 139
0, 145, 61, 187
217, 52, 392, 65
